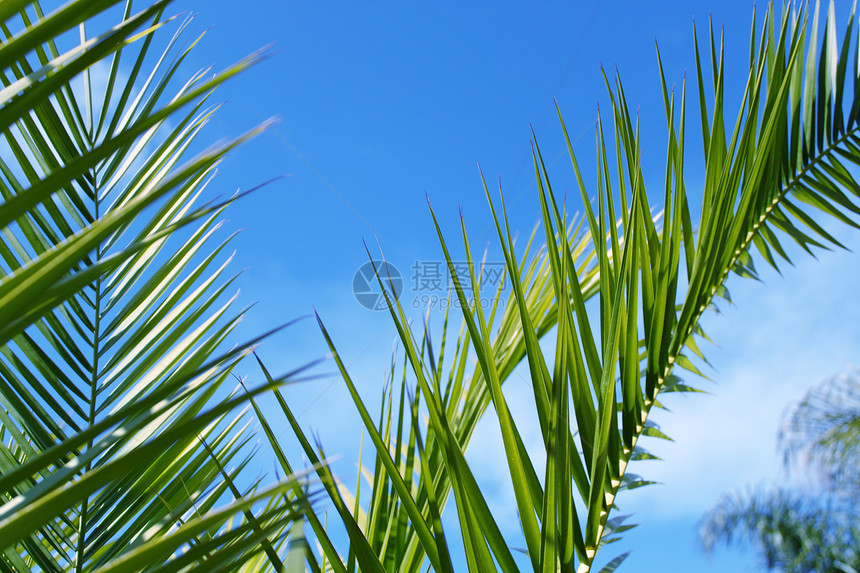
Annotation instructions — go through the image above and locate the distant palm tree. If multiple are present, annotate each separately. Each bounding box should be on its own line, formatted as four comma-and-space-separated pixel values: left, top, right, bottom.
0, 1, 307, 570
782, 370, 860, 492
701, 371, 860, 572
701, 488, 860, 572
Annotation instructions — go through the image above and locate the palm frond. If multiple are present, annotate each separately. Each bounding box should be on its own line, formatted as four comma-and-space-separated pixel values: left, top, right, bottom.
0, 1, 308, 570
266, 1, 860, 571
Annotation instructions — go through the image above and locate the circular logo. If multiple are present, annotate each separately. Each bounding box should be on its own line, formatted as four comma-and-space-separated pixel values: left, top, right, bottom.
353, 261, 403, 311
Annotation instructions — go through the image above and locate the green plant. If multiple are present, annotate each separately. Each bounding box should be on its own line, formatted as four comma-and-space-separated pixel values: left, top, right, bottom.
701, 489, 860, 572
0, 1, 308, 570
782, 369, 860, 491
701, 371, 860, 572
266, 1, 860, 571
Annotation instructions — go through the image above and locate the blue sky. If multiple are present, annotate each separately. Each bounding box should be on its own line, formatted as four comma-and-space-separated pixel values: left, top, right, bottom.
165, 1, 860, 570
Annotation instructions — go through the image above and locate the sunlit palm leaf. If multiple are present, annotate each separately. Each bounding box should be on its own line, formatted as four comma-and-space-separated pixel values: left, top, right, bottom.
265, 1, 860, 571
0, 1, 307, 570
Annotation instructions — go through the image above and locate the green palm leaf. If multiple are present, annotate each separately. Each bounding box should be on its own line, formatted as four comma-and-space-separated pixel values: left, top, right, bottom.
0, 1, 309, 570
268, 1, 860, 571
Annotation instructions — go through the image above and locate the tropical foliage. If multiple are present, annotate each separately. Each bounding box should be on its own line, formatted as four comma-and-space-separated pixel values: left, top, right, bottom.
0, 1, 308, 570
782, 369, 860, 491
265, 1, 860, 571
701, 489, 860, 572
6, 0, 860, 572
701, 371, 860, 572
